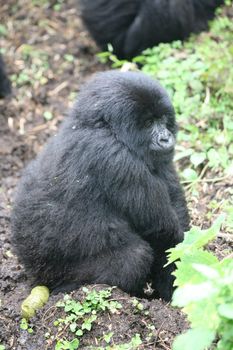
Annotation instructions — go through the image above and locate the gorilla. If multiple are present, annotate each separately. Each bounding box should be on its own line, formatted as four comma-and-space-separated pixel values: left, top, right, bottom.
0, 54, 11, 98
80, 0, 224, 59
11, 71, 189, 301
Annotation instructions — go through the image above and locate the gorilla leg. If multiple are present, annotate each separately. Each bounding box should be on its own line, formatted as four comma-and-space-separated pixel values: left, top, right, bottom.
151, 252, 176, 301
53, 238, 154, 296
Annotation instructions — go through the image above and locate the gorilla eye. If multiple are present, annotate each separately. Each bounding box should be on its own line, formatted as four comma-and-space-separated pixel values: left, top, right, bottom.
144, 120, 153, 128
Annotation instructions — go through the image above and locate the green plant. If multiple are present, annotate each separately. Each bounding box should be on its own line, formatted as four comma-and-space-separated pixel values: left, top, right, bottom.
167, 215, 233, 350
11, 44, 50, 87
20, 318, 34, 334
0, 24, 7, 37
54, 287, 122, 349
90, 334, 142, 350
131, 298, 144, 312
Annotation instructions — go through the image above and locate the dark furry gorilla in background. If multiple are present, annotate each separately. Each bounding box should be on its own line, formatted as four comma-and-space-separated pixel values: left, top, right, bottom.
80, 0, 224, 58
12, 71, 189, 301
0, 54, 11, 98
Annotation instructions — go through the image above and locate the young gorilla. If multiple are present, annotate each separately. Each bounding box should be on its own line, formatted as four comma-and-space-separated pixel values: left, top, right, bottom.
0, 55, 11, 98
12, 71, 189, 301
80, 0, 224, 59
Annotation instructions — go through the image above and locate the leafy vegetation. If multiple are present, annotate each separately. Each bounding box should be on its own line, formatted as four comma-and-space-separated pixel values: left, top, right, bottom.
167, 215, 233, 350
11, 44, 50, 87
53, 287, 123, 349
89, 334, 142, 350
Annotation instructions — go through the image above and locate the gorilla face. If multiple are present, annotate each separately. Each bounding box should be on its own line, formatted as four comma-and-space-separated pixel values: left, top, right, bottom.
87, 71, 177, 163
148, 118, 176, 153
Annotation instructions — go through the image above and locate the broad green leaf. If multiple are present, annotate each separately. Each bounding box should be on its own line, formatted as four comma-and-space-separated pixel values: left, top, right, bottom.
184, 215, 225, 249
218, 304, 233, 319
166, 243, 187, 265
172, 251, 218, 286
166, 216, 224, 265
192, 264, 220, 279
75, 329, 83, 337
174, 148, 193, 162
185, 299, 220, 329
182, 168, 198, 181
172, 282, 217, 307
103, 332, 114, 344
70, 322, 77, 332
190, 152, 206, 167
172, 328, 215, 350
207, 148, 221, 168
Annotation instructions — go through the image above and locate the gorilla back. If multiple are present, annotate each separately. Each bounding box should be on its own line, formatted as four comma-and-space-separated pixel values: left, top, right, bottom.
12, 71, 189, 301
80, 0, 224, 58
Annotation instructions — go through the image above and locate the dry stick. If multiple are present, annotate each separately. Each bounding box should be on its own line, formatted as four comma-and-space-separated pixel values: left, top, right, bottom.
48, 81, 69, 96
183, 165, 230, 191
218, 232, 233, 240
223, 252, 233, 260
181, 163, 209, 187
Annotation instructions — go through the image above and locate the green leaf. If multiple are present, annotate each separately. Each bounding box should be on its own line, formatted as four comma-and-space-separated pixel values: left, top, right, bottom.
192, 264, 220, 279
218, 304, 233, 319
166, 216, 224, 265
172, 282, 217, 307
172, 328, 215, 350
20, 318, 29, 330
184, 215, 225, 249
82, 321, 92, 331
174, 147, 193, 162
185, 298, 220, 329
64, 54, 74, 62
182, 168, 198, 181
130, 334, 142, 347
43, 111, 53, 121
172, 251, 218, 286
103, 332, 114, 344
190, 152, 206, 167
70, 339, 79, 349
75, 329, 83, 337
207, 148, 221, 168
0, 25, 7, 36
70, 322, 77, 332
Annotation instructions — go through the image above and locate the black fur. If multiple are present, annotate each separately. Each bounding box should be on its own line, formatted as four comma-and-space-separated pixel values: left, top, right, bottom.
80, 0, 224, 58
0, 55, 11, 98
11, 71, 189, 301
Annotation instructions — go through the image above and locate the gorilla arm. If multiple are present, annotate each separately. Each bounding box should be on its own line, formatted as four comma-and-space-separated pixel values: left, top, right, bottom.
93, 140, 181, 244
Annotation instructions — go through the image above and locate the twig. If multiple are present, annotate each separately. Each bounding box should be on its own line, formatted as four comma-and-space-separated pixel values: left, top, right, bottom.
223, 252, 233, 260
48, 81, 68, 96
218, 232, 233, 241
182, 174, 230, 189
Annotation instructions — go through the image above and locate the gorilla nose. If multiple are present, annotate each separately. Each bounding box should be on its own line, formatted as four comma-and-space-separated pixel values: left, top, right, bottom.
158, 131, 174, 149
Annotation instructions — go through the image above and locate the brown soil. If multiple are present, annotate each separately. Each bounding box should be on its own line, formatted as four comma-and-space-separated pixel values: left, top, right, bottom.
0, 1, 232, 349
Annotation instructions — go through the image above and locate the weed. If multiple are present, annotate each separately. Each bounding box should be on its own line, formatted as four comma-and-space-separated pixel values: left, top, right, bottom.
53, 287, 122, 349
167, 215, 233, 350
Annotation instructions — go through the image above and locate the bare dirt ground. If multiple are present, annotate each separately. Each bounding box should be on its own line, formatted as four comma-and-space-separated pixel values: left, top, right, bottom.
0, 1, 232, 349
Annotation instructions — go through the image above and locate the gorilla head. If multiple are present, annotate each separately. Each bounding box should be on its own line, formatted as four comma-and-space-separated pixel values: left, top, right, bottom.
12, 71, 189, 301
75, 71, 177, 165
